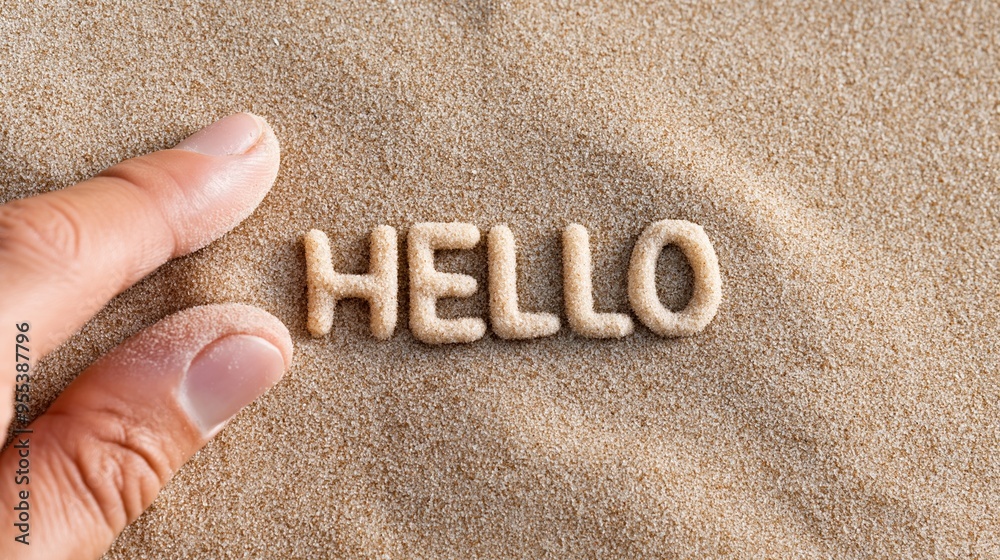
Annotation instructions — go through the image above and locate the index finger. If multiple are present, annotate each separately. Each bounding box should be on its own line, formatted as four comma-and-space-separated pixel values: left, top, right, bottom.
0, 113, 281, 360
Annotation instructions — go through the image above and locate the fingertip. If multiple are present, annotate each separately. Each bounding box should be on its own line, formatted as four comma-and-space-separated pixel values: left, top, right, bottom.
60, 302, 294, 445
121, 302, 294, 437
179, 333, 287, 438
162, 112, 282, 254
112, 303, 294, 371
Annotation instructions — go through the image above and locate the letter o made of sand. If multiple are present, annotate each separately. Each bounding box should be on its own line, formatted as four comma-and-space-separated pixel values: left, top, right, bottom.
628, 220, 721, 337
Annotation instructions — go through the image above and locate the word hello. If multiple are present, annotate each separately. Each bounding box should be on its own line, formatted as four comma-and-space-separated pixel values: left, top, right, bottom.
303, 220, 721, 344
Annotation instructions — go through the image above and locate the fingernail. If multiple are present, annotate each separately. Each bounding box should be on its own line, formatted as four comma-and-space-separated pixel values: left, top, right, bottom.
175, 113, 265, 156
178, 334, 286, 437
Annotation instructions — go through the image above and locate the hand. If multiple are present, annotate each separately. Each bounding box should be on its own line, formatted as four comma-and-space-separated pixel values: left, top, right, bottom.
0, 113, 293, 559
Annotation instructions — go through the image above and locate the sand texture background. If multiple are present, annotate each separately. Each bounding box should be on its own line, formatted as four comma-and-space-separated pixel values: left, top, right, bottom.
2, 1, 998, 558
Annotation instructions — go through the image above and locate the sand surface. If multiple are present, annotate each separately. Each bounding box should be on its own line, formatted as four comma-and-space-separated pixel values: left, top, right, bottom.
1, 1, 998, 558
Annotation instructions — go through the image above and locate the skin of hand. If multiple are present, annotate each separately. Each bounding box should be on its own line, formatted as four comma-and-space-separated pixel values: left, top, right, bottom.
0, 113, 293, 559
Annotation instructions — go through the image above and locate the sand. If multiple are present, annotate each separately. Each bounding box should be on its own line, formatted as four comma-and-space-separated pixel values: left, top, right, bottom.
1, 1, 998, 558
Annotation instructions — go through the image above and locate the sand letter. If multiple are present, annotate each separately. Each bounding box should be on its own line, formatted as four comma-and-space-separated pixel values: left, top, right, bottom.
487, 225, 560, 339
562, 224, 634, 338
628, 219, 721, 336
304, 227, 398, 339
408, 222, 487, 344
